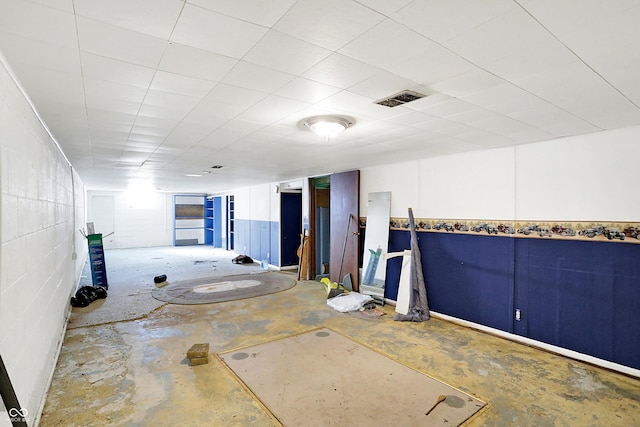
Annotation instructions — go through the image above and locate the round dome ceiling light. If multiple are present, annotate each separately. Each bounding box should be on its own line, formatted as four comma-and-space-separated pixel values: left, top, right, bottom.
303, 115, 355, 139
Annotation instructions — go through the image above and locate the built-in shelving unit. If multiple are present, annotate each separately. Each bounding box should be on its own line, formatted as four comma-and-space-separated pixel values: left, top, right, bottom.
227, 195, 234, 250
173, 195, 205, 246
204, 196, 222, 247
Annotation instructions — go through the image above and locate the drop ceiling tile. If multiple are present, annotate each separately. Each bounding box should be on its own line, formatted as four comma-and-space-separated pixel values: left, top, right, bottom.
77, 17, 166, 68
273, 0, 384, 51
126, 137, 163, 148
0, 0, 77, 47
190, 0, 296, 27
237, 95, 309, 125
84, 91, 141, 115
356, 0, 413, 16
442, 6, 544, 66
538, 5, 640, 108
120, 150, 151, 163
198, 126, 253, 149
302, 53, 379, 89
274, 78, 341, 103
222, 61, 295, 94
80, 53, 155, 88
508, 106, 599, 137
470, 115, 539, 137
461, 83, 550, 115
149, 71, 215, 98
87, 109, 136, 130
201, 83, 267, 109
384, 110, 439, 127
419, 98, 478, 118
514, 60, 640, 129
171, 4, 268, 59
455, 130, 515, 148
396, 0, 516, 44
88, 129, 129, 144
0, 33, 80, 74
132, 116, 177, 134
143, 89, 201, 113
521, 0, 638, 40
446, 108, 504, 125
161, 123, 215, 148
392, 44, 475, 86
428, 68, 506, 98
28, 0, 74, 13
127, 127, 166, 144
243, 31, 331, 76
159, 42, 238, 82
411, 117, 469, 134
484, 39, 576, 82
74, 0, 182, 39
339, 19, 439, 70
84, 77, 147, 104
14, 67, 84, 106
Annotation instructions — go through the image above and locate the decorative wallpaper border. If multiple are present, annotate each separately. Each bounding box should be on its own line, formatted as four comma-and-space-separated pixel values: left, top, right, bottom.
359, 218, 640, 244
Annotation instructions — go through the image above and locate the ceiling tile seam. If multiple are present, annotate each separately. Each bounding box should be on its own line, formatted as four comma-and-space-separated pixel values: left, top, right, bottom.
516, 1, 640, 111
71, 0, 96, 166
241, 29, 335, 77
355, 6, 607, 132
123, 0, 190, 168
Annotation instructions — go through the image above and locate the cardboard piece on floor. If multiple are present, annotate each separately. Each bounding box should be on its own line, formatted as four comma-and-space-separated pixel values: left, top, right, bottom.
220, 329, 486, 426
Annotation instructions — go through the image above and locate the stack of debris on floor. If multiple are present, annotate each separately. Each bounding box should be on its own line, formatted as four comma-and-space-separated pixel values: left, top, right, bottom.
187, 343, 209, 366
70, 285, 107, 307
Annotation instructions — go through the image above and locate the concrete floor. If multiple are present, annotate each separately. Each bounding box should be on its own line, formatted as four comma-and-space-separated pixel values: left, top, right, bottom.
40, 246, 640, 426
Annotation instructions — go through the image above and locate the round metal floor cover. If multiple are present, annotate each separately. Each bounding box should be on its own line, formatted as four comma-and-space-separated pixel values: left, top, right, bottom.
151, 272, 296, 305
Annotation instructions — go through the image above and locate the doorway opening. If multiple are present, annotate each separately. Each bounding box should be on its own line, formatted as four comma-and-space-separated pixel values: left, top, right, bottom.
310, 176, 330, 279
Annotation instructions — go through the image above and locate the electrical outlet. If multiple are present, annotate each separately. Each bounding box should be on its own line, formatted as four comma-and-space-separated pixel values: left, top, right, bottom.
515, 309, 521, 321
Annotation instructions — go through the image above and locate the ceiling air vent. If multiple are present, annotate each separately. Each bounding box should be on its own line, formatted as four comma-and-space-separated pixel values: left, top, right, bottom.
210, 165, 224, 169
375, 90, 426, 107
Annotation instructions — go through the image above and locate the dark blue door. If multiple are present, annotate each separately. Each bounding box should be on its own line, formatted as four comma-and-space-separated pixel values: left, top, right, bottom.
281, 192, 302, 266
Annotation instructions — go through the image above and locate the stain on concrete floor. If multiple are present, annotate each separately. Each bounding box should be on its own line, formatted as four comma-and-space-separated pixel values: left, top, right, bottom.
41, 247, 640, 427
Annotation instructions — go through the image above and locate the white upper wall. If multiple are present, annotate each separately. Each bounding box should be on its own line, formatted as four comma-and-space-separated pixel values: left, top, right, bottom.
361, 126, 640, 222
515, 127, 640, 221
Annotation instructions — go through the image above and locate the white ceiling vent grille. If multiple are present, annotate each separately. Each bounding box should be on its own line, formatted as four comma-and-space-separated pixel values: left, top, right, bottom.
375, 90, 426, 107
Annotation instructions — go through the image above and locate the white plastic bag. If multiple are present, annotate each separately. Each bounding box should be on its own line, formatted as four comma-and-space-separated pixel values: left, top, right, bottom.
326, 292, 373, 313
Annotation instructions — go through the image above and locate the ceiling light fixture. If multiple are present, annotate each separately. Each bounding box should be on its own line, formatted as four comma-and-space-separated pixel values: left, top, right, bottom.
303, 115, 354, 139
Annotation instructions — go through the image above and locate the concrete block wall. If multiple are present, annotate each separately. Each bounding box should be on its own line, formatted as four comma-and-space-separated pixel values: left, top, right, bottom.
87, 190, 174, 249
0, 53, 85, 426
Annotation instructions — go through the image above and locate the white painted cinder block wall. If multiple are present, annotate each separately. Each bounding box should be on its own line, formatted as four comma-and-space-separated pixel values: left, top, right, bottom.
86, 190, 174, 249
361, 126, 640, 222
0, 54, 86, 426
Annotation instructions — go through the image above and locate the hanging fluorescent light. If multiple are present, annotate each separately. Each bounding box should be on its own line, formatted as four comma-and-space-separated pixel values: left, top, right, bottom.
303, 115, 354, 139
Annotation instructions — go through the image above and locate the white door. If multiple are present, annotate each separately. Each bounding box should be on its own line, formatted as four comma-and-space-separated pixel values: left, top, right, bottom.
91, 196, 115, 249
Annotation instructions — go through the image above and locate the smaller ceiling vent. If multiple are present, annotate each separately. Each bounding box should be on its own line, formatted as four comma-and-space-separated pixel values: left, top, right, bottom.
375, 90, 427, 107
210, 165, 224, 169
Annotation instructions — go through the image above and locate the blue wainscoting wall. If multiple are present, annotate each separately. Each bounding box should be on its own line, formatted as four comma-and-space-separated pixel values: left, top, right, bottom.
235, 219, 279, 266
383, 229, 640, 370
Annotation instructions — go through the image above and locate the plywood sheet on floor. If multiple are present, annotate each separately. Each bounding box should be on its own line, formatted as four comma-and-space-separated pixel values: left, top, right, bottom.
219, 328, 485, 426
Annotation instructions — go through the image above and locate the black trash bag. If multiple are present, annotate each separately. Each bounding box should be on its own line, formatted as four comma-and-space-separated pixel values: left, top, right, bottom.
232, 255, 254, 264
70, 285, 108, 307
